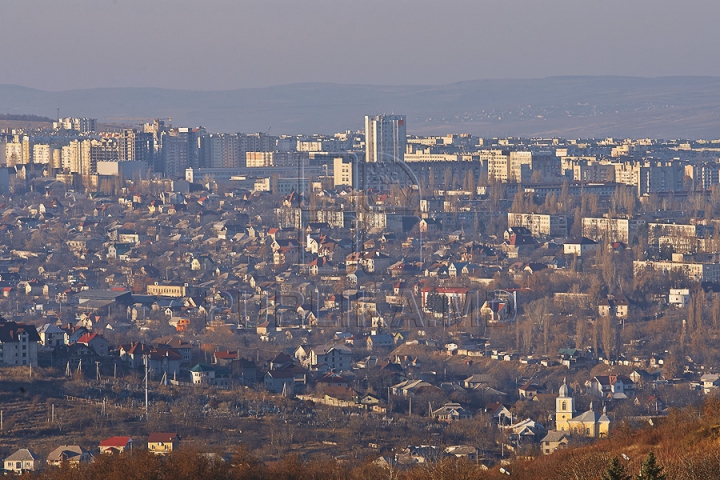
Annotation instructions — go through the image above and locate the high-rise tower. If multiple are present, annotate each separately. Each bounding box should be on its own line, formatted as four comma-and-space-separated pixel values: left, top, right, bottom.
364, 114, 406, 163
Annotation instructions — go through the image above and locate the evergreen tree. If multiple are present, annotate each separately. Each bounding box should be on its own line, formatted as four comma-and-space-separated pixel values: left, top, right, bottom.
637, 451, 665, 480
601, 457, 630, 480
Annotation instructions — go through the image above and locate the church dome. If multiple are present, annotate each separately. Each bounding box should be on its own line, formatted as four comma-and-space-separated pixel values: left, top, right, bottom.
559, 377, 571, 397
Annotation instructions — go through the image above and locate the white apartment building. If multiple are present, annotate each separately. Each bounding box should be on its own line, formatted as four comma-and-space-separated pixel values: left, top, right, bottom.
5, 141, 24, 166
633, 259, 720, 283
61, 139, 93, 174
612, 161, 684, 195
482, 150, 551, 183
333, 157, 353, 187
32, 144, 51, 165
54, 117, 97, 132
507, 212, 568, 237
483, 150, 509, 182
246, 151, 309, 168
365, 114, 406, 163
582, 217, 646, 243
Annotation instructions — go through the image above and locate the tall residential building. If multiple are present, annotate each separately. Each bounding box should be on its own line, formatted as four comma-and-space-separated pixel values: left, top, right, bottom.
483, 150, 510, 182
365, 114, 406, 163
685, 163, 720, 191
54, 117, 97, 133
61, 139, 92, 175
507, 213, 568, 237
32, 144, 51, 165
118, 129, 136, 161
612, 161, 684, 196
333, 157, 353, 187
245, 151, 308, 168
5, 141, 24, 166
582, 217, 646, 243
161, 127, 205, 177
134, 132, 156, 171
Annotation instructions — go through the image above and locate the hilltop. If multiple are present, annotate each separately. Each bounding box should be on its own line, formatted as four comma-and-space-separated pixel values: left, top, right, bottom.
3, 76, 720, 138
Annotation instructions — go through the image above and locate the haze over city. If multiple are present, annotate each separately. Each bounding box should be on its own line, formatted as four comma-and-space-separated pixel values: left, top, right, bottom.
2, 1, 720, 479
2, 0, 720, 91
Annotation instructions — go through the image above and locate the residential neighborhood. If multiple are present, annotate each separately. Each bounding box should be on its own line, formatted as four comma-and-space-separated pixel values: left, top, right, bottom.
1, 117, 720, 473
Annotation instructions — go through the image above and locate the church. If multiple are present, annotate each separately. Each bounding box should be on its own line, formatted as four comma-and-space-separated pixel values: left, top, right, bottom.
555, 378, 610, 438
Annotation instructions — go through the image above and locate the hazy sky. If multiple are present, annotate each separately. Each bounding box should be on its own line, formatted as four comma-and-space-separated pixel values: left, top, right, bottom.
2, 0, 719, 91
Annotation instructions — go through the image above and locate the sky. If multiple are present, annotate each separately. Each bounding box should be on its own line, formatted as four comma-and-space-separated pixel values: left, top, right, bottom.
1, 0, 720, 91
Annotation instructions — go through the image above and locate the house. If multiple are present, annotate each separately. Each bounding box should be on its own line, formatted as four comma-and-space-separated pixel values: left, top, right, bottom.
700, 373, 720, 394
316, 373, 351, 389
366, 333, 394, 351
308, 344, 352, 372
390, 379, 441, 397
76, 332, 109, 356
419, 218, 441, 234
557, 348, 593, 368
190, 363, 217, 385
157, 337, 193, 363
0, 320, 41, 366
62, 325, 89, 345
597, 294, 630, 318
264, 367, 307, 395
46, 445, 93, 467
587, 375, 635, 399
38, 323, 67, 347
4, 449, 41, 473
444, 445, 477, 462
119, 342, 153, 369
629, 369, 662, 386
55, 343, 100, 370
507, 418, 545, 441
212, 350, 239, 366
540, 431, 570, 455
518, 382, 546, 399
563, 237, 599, 257
634, 394, 665, 414
463, 374, 493, 389
432, 402, 471, 422
147, 433, 180, 455
99, 436, 133, 454
148, 347, 183, 378
669, 288, 691, 307
269, 352, 295, 371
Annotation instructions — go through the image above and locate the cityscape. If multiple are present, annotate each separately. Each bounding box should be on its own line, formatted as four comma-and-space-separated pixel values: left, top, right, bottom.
0, 110, 717, 477
4, 0, 720, 478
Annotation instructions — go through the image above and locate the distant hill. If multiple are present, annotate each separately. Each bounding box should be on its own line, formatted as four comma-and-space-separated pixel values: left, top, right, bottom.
2, 76, 720, 138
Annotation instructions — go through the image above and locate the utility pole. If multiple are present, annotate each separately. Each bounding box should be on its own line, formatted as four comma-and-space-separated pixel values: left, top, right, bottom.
143, 355, 149, 418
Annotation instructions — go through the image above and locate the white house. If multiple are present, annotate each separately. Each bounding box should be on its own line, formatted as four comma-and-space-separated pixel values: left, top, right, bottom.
564, 237, 599, 257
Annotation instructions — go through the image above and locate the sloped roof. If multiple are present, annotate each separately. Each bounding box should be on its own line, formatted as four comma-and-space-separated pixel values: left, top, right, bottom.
47, 445, 90, 462
5, 449, 40, 462
0, 321, 40, 343
99, 436, 132, 447
148, 433, 179, 443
